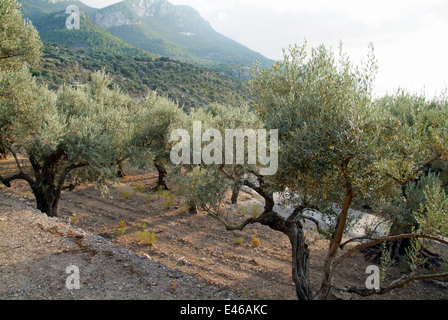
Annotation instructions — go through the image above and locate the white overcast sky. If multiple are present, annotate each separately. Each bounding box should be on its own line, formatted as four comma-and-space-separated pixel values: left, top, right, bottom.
82, 0, 448, 98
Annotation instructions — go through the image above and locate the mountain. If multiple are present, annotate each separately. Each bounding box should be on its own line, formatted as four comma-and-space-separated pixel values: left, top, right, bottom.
18, 0, 274, 70
18, 0, 157, 58
31, 43, 254, 110
95, 0, 273, 67
16, 0, 256, 109
18, 0, 98, 25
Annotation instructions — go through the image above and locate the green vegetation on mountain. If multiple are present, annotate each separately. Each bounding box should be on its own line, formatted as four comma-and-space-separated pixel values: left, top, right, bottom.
19, 0, 97, 21
16, 0, 253, 109
31, 43, 252, 110
17, 0, 274, 78
19, 1, 157, 59
0, 0, 42, 70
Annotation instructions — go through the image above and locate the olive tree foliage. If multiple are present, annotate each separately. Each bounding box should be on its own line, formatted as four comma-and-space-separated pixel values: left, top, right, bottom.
0, 65, 42, 148
375, 90, 448, 220
415, 182, 448, 240
0, 71, 140, 217
246, 42, 389, 299
130, 91, 187, 190
331, 90, 448, 297
361, 90, 448, 263
169, 103, 266, 215
0, 0, 42, 70
0, 0, 43, 159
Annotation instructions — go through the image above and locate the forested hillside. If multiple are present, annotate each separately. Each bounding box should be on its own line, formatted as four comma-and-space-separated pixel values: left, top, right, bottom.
31, 43, 252, 109
17, 0, 254, 109
20, 2, 159, 59
18, 0, 274, 78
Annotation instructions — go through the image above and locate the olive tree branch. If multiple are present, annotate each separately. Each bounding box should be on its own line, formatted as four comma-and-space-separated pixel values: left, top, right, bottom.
385, 152, 444, 187
340, 270, 448, 297
330, 234, 448, 295
0, 145, 35, 186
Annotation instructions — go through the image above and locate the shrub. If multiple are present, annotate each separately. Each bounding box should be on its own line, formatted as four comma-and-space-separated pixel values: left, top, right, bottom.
133, 185, 144, 193
162, 192, 175, 208
144, 193, 152, 202
250, 204, 262, 218
156, 185, 164, 198
114, 227, 126, 236
117, 220, 127, 228
137, 223, 148, 231
122, 192, 133, 201
251, 230, 261, 247
70, 214, 79, 225
234, 237, 244, 246
136, 230, 156, 246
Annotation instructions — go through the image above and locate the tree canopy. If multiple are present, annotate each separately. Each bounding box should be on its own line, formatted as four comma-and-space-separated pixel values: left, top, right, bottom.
0, 0, 42, 70
170, 41, 448, 299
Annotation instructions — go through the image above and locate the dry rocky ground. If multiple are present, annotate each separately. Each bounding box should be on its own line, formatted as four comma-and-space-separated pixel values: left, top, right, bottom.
0, 190, 237, 300
1, 158, 447, 301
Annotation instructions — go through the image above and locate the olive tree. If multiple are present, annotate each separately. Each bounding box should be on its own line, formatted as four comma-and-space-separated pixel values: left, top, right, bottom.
170, 99, 322, 299
0, 71, 138, 217
0, 0, 42, 159
171, 42, 375, 299
362, 90, 448, 263
169, 102, 267, 214
0, 0, 42, 69
130, 91, 187, 190
250, 42, 448, 299
246, 42, 386, 299
174, 42, 448, 300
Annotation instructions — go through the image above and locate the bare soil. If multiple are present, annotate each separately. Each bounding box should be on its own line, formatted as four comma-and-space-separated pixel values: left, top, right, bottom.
1, 157, 447, 300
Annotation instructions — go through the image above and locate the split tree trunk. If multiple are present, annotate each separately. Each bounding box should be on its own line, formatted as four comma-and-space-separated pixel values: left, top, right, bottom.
221, 174, 313, 299
154, 161, 169, 190
1, 148, 87, 218
33, 185, 61, 217
31, 165, 62, 217
28, 152, 72, 218
286, 219, 312, 300
247, 180, 313, 300
260, 212, 313, 300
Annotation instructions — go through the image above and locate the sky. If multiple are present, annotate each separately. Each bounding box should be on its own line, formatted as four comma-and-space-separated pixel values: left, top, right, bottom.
82, 0, 448, 98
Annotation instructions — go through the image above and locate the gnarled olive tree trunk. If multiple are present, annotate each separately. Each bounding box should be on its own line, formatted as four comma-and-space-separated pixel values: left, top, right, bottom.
32, 183, 61, 217
239, 178, 313, 300
261, 213, 312, 300
0, 149, 88, 217
154, 161, 169, 190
